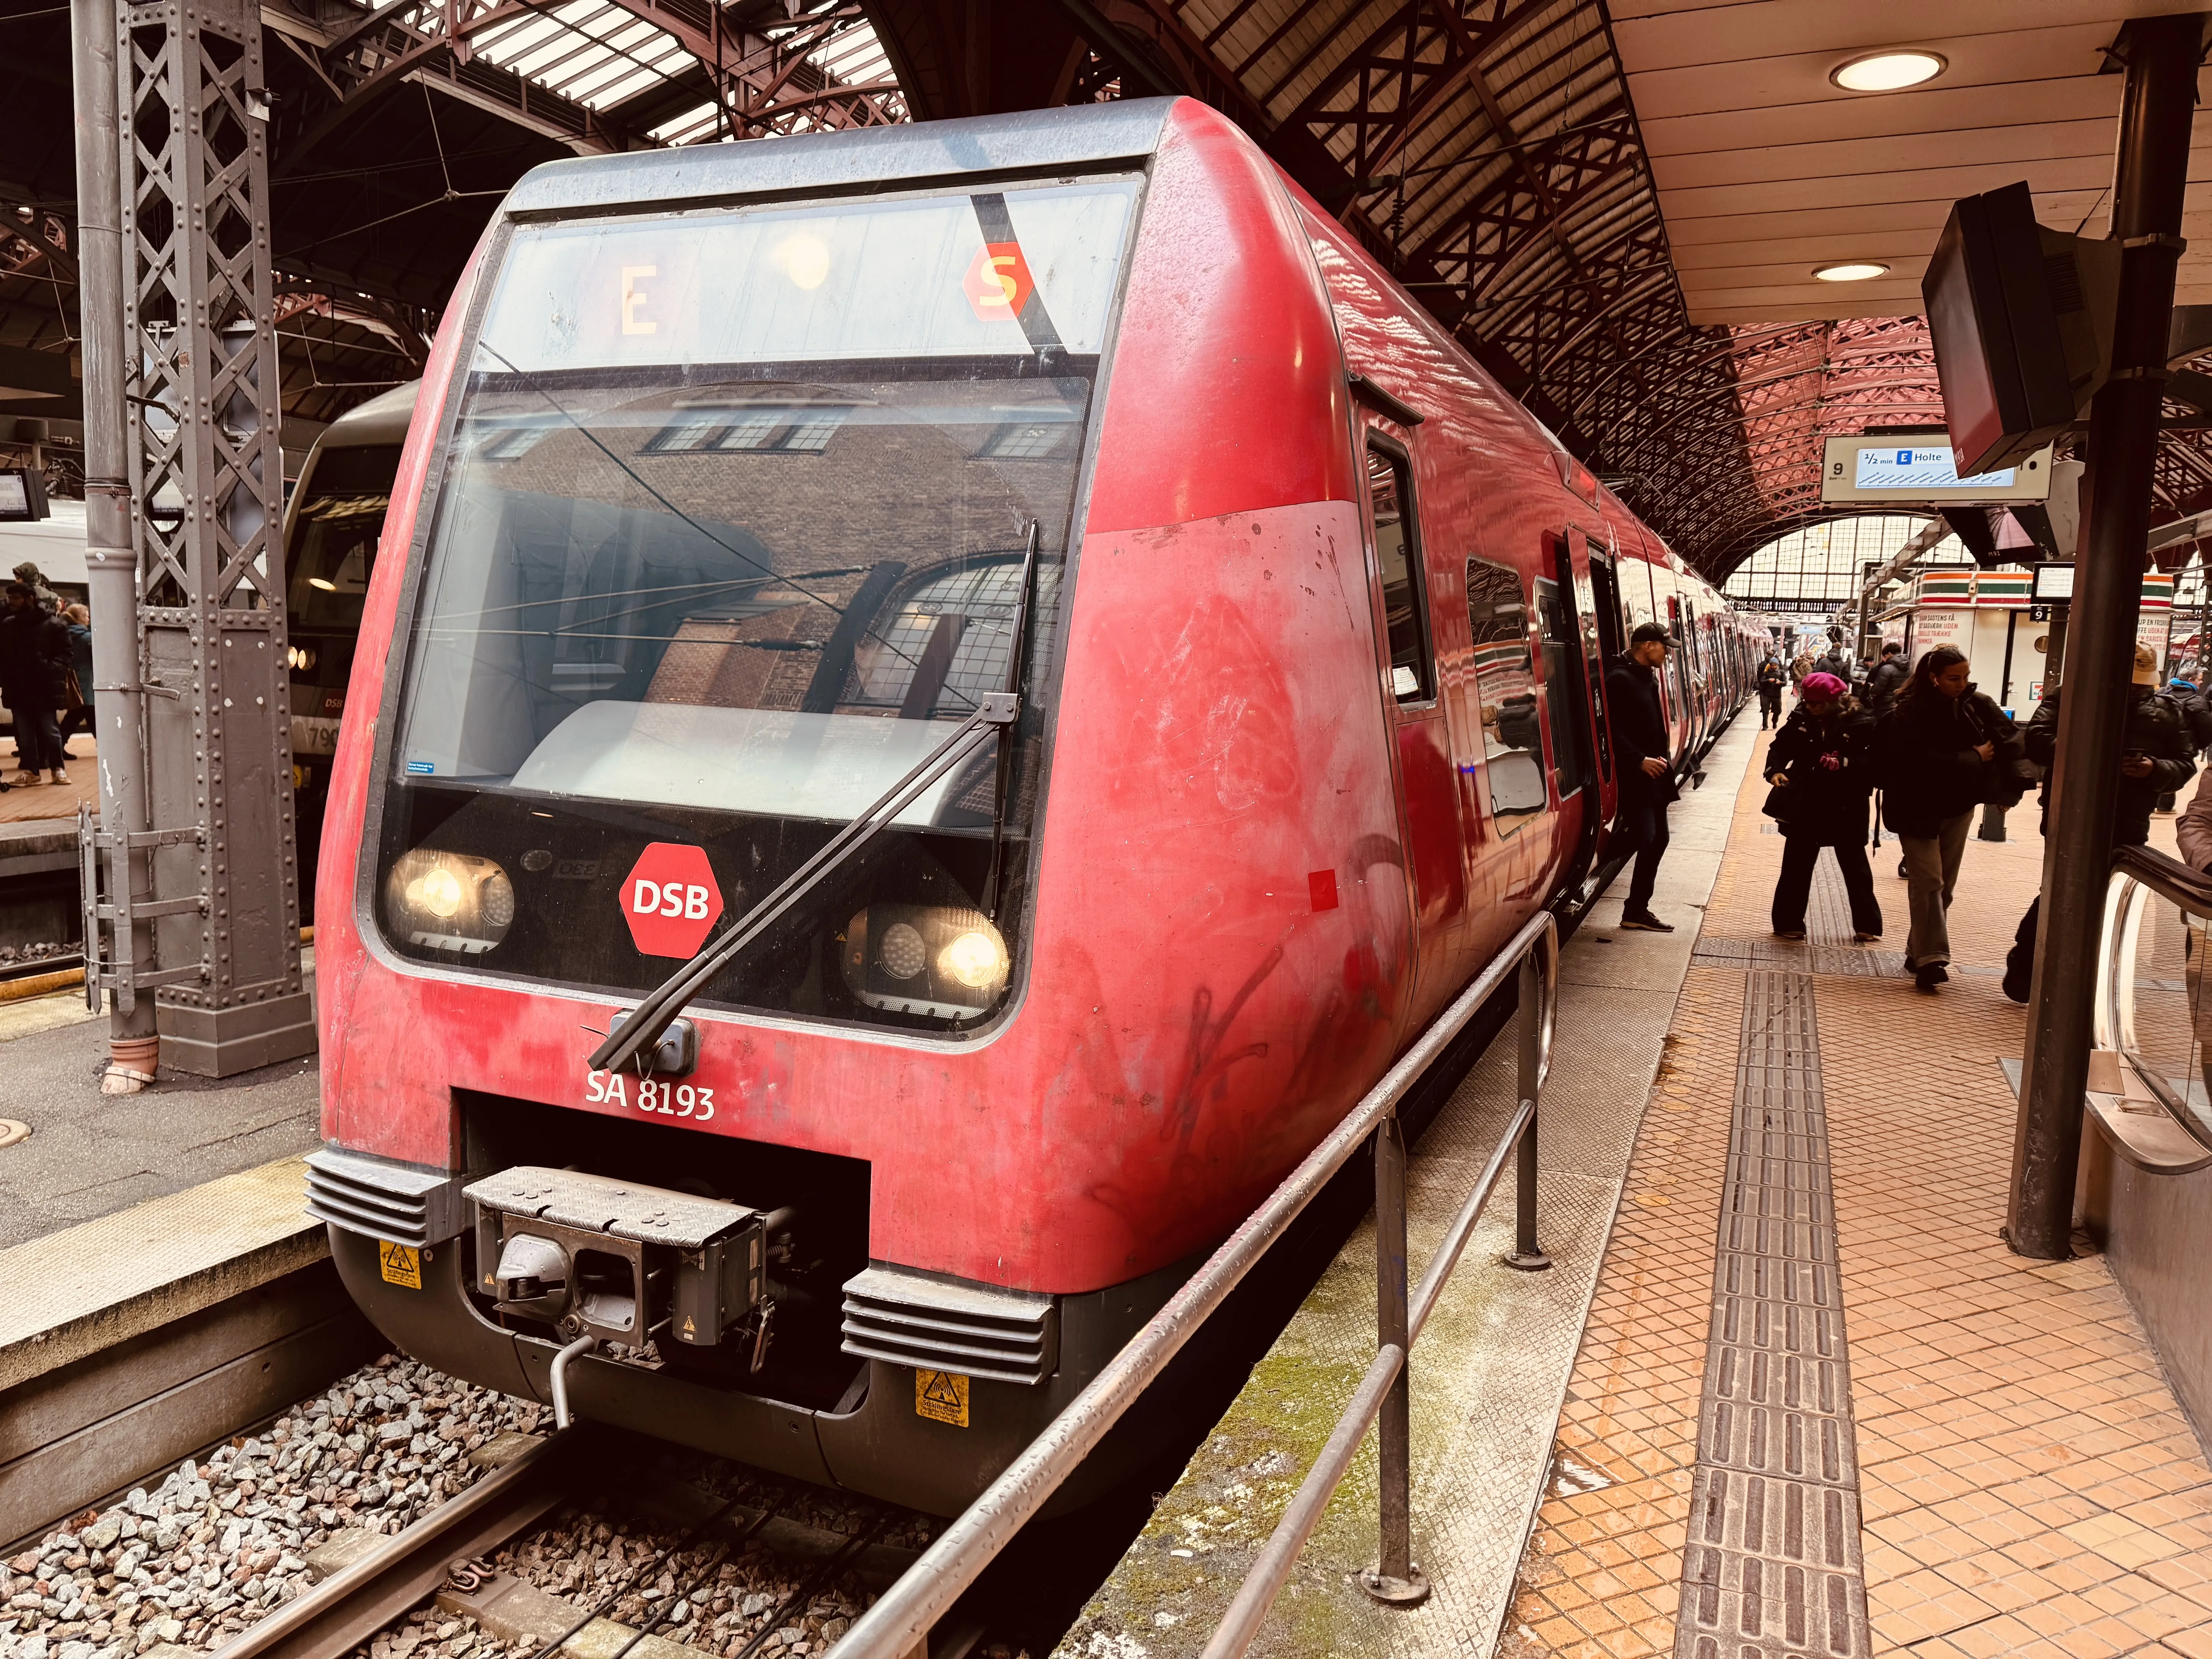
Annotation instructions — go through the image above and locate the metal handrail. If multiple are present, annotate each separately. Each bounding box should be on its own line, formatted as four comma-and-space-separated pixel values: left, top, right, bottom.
2114, 842, 2212, 916
830, 910, 1559, 1659
2098, 845, 2212, 1152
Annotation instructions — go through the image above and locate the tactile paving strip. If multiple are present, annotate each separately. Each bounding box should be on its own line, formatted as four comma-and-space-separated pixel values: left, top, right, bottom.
1805, 855, 1855, 945
1687, 939, 1906, 980
1673, 970, 1870, 1659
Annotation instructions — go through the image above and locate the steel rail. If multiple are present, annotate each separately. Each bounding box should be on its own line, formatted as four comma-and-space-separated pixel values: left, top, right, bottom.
206, 1427, 589, 1659
829, 909, 1558, 1659
0, 952, 84, 986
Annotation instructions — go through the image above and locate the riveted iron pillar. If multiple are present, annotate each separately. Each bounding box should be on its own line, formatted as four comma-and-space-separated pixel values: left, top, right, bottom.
113, 0, 313, 1075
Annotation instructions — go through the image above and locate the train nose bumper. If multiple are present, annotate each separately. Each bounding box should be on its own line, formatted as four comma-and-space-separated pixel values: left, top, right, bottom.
311, 1149, 1199, 1515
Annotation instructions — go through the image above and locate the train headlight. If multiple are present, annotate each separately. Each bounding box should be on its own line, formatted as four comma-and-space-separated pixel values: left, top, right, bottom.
878, 921, 927, 980
841, 904, 1009, 1018
386, 848, 515, 954
939, 927, 1009, 989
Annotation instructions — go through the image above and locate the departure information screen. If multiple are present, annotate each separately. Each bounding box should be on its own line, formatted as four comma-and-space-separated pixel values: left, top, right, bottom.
1852, 445, 2016, 492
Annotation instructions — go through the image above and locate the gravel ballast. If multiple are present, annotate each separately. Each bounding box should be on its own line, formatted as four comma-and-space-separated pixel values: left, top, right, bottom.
0, 1352, 543, 1659
0, 1351, 994, 1659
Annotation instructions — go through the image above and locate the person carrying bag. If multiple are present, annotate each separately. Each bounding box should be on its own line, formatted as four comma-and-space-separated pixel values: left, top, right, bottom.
1764, 671, 1883, 941
1875, 645, 2016, 991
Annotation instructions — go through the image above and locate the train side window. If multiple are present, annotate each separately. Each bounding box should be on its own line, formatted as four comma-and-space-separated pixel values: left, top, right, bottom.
1364, 439, 1433, 702
1466, 558, 1547, 829
1533, 578, 1583, 797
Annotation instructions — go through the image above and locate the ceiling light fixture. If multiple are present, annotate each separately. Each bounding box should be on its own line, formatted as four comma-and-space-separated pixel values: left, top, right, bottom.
1813, 262, 1891, 282
1830, 50, 1947, 92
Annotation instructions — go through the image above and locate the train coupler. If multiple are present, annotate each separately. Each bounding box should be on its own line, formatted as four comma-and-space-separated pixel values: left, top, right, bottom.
464, 1166, 771, 1350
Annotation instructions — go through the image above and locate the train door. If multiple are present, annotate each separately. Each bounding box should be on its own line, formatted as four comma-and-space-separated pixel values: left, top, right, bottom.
1360, 429, 1466, 1019
1669, 594, 1702, 761
1640, 552, 1683, 758
1585, 544, 1628, 860
1582, 536, 1621, 790
1464, 556, 1550, 902
1541, 531, 1605, 895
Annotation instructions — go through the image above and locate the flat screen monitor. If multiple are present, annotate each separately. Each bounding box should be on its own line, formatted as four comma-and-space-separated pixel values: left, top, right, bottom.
1819, 434, 2052, 504
0, 469, 46, 523
2031, 562, 2074, 602
1923, 182, 2078, 476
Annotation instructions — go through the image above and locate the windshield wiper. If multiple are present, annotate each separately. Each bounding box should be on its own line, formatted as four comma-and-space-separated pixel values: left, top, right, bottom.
589, 522, 1046, 1077
980, 521, 1042, 919
588, 691, 1019, 1075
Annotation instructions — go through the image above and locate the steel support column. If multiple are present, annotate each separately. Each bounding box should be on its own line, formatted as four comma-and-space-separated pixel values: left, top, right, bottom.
2010, 12, 2207, 1258
70, 0, 161, 1091
115, 0, 314, 1075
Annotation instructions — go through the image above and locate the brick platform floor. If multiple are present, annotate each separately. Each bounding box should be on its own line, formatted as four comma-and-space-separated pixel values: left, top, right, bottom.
0, 731, 98, 823
1500, 725, 2212, 1659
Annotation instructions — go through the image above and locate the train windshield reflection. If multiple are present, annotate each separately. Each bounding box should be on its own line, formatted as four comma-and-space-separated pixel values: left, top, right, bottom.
392, 373, 1082, 817
368, 178, 1136, 1029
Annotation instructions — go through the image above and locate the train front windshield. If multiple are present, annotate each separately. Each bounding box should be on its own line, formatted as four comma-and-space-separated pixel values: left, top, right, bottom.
375, 178, 1137, 1033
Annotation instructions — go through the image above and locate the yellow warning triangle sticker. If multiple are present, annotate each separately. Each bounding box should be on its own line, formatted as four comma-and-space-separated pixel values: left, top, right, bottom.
378, 1240, 422, 1290
914, 1368, 969, 1427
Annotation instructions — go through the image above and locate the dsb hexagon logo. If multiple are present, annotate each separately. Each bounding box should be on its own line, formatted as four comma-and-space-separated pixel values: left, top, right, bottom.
620, 843, 724, 958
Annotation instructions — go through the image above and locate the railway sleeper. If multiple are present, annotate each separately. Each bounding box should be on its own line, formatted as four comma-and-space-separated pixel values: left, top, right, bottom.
434, 1571, 696, 1659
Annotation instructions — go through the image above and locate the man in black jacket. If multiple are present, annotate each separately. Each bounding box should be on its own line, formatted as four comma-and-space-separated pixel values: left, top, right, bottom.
1813, 633, 1854, 683
1605, 620, 1679, 932
1864, 641, 1910, 714
1755, 656, 1785, 728
2001, 644, 2197, 1001
2155, 677, 2212, 812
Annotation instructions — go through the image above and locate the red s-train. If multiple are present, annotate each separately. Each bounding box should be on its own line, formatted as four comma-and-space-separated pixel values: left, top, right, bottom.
308, 96, 1759, 1515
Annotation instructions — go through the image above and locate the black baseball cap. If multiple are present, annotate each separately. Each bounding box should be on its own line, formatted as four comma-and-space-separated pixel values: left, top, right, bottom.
1629, 621, 1677, 647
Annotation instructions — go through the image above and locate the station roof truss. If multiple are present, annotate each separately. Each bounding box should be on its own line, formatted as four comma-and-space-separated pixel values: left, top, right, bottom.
0, 0, 906, 450
1084, 0, 1773, 573
255, 0, 905, 306
12, 0, 2212, 571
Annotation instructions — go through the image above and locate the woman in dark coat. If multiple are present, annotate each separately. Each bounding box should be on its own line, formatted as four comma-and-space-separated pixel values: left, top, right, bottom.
0, 580, 71, 784
1765, 671, 1882, 941
1876, 644, 2019, 991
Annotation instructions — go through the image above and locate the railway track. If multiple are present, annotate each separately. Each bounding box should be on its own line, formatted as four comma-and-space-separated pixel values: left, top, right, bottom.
0, 949, 80, 989
0, 911, 1520, 1659
210, 1422, 930, 1659
0, 1353, 951, 1659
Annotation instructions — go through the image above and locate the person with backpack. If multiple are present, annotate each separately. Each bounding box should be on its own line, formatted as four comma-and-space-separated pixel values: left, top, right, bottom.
2155, 676, 2212, 812
1764, 671, 1883, 941
2001, 645, 2198, 1001
2165, 676, 2212, 750
1876, 645, 2022, 991
1864, 641, 1910, 714
57, 603, 94, 747
1755, 655, 1786, 729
